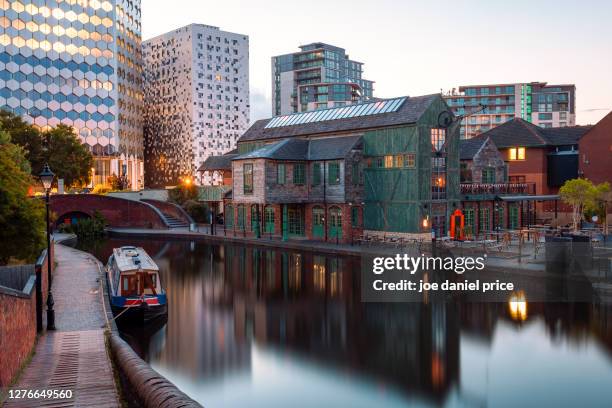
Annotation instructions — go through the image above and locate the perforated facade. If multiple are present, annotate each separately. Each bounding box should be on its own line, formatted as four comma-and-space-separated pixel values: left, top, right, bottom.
143, 24, 249, 187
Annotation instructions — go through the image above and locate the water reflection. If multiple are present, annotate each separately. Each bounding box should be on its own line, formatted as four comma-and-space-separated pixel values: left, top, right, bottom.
84, 238, 612, 407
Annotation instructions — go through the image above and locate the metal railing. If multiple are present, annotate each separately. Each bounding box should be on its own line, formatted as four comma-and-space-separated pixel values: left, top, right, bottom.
460, 182, 536, 196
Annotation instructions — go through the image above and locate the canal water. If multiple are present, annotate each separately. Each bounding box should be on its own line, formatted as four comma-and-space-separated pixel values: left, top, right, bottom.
82, 237, 612, 408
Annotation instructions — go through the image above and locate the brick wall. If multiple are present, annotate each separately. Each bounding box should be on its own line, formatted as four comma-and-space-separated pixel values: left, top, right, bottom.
579, 111, 612, 185
0, 247, 53, 389
50, 194, 167, 229
471, 138, 507, 183
0, 289, 36, 388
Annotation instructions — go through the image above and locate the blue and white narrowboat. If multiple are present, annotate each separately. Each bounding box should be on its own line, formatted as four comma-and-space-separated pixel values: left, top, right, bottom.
106, 246, 167, 323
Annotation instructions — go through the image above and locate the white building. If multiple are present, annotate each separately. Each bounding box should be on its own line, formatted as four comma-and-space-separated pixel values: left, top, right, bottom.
143, 24, 249, 187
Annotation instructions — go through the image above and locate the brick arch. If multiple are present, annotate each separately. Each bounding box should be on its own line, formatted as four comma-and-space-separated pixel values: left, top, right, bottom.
50, 194, 169, 229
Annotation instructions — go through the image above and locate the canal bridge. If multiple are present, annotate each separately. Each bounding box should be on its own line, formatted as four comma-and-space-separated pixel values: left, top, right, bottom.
49, 194, 192, 229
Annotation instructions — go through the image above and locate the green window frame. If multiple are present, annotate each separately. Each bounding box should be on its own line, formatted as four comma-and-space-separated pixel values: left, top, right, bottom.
509, 205, 519, 230
264, 206, 275, 233
482, 167, 495, 184
479, 208, 490, 232
312, 162, 321, 186
328, 162, 340, 185
237, 205, 246, 230
464, 208, 474, 229
328, 206, 342, 239
351, 162, 360, 185
288, 207, 304, 236
277, 163, 286, 184
312, 206, 324, 238
243, 163, 253, 194
225, 205, 234, 228
250, 205, 259, 231
293, 163, 305, 185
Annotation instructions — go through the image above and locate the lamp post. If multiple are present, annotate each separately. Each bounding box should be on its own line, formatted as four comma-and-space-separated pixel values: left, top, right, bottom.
39, 163, 56, 331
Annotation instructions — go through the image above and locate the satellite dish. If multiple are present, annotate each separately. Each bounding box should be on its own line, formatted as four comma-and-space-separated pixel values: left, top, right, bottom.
437, 111, 453, 128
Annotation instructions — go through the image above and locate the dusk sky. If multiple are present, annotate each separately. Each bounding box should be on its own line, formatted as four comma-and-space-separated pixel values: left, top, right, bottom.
142, 0, 612, 125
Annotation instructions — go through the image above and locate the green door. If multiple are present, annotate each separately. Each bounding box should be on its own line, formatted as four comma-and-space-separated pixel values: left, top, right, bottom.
328, 207, 342, 240
225, 205, 233, 228
264, 206, 275, 234
509, 206, 519, 230
312, 206, 324, 238
237, 205, 245, 230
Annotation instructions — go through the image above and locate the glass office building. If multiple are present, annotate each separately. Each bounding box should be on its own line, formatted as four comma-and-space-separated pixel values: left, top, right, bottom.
0, 0, 144, 189
272, 43, 374, 116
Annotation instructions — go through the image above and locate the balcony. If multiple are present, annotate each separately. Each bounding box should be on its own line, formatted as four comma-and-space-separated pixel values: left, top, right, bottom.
461, 183, 536, 200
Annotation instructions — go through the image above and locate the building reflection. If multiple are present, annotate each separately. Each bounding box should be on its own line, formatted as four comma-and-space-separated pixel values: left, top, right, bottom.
85, 238, 612, 404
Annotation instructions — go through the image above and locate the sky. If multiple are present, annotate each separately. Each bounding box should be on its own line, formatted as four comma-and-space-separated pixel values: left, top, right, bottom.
142, 0, 612, 125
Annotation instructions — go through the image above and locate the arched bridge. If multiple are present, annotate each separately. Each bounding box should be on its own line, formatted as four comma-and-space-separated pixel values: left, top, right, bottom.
49, 194, 191, 229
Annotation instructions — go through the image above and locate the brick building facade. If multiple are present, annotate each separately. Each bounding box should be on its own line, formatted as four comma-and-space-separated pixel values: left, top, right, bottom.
579, 111, 612, 185
223, 94, 460, 243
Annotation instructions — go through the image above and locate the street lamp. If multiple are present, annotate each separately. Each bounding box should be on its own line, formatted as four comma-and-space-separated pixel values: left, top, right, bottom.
39, 163, 55, 331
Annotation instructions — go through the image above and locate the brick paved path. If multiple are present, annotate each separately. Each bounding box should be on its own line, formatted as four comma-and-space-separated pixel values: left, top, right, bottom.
4, 244, 120, 407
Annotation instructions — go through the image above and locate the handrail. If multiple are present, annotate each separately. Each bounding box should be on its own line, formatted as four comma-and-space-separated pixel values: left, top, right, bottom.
460, 182, 536, 195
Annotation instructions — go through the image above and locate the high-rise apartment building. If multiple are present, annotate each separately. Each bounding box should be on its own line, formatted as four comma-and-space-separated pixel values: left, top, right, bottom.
272, 42, 374, 116
0, 0, 144, 189
143, 24, 249, 187
443, 82, 576, 139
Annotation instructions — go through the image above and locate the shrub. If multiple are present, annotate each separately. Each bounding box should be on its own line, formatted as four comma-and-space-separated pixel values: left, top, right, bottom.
59, 210, 107, 239
183, 199, 209, 223
168, 184, 198, 205
92, 184, 112, 195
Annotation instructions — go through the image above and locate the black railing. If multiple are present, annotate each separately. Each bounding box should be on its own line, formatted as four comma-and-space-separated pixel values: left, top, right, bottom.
460, 182, 536, 196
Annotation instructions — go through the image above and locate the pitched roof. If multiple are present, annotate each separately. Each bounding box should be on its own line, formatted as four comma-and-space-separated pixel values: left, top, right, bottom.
473, 118, 591, 148
234, 135, 362, 161
459, 137, 487, 160
197, 149, 238, 172
238, 94, 441, 143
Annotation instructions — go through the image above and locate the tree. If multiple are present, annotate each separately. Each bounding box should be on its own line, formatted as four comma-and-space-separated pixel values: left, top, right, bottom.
168, 184, 198, 205
0, 128, 45, 265
586, 182, 611, 235
107, 173, 129, 191
44, 125, 93, 187
0, 110, 44, 174
0, 111, 93, 188
559, 178, 594, 231
559, 178, 609, 231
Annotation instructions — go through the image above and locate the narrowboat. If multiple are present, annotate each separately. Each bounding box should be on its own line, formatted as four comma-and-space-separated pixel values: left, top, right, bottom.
106, 246, 167, 323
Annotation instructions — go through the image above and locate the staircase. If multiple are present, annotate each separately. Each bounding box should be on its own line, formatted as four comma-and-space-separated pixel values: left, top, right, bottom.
161, 213, 189, 229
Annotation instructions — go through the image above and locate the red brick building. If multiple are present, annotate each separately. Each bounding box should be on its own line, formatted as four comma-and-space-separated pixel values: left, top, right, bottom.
472, 119, 592, 221
579, 111, 612, 184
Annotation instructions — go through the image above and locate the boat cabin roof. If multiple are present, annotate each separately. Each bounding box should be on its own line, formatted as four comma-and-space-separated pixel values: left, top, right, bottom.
112, 246, 159, 272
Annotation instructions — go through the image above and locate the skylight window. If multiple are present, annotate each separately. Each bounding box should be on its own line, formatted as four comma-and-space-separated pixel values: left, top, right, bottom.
264, 97, 407, 129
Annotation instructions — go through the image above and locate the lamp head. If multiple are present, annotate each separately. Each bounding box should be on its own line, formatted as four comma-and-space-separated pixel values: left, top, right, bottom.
39, 163, 55, 190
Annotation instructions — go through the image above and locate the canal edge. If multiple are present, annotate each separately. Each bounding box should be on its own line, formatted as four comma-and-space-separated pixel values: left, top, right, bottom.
67, 239, 203, 408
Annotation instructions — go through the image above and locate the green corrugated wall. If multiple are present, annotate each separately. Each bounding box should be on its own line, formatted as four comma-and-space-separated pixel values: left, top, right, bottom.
362, 95, 460, 233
